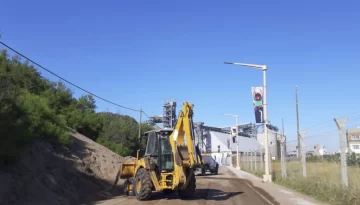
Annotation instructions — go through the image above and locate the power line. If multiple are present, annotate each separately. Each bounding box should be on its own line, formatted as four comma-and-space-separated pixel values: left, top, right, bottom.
141, 111, 151, 120
0, 41, 140, 112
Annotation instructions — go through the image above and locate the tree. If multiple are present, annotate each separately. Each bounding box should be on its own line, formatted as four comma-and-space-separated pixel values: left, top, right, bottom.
0, 49, 155, 164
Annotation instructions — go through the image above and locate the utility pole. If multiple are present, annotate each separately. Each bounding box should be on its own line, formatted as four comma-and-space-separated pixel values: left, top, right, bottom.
139, 109, 142, 139
282, 118, 286, 155
236, 116, 240, 170
296, 86, 301, 159
299, 130, 307, 178
280, 118, 287, 177
334, 117, 348, 187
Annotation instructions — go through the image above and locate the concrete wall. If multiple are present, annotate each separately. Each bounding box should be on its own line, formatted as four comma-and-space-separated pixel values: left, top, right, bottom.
257, 131, 282, 160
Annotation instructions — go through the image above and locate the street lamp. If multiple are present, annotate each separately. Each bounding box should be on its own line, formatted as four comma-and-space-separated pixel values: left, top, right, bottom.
224, 114, 240, 170
224, 61, 271, 182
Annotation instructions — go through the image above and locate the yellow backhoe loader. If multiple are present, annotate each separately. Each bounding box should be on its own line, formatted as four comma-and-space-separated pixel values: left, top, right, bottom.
119, 102, 203, 200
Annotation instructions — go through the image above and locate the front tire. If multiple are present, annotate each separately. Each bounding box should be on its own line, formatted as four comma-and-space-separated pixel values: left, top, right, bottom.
134, 168, 152, 201
178, 172, 196, 199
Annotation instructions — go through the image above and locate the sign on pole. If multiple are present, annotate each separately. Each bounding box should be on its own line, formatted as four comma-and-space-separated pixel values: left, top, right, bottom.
251, 87, 264, 123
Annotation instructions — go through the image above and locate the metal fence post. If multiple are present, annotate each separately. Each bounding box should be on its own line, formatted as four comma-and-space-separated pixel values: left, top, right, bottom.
254, 150, 257, 171
246, 152, 249, 169
277, 133, 287, 178
334, 117, 349, 187
299, 130, 307, 178
260, 149, 263, 169
269, 145, 272, 175
250, 151, 253, 171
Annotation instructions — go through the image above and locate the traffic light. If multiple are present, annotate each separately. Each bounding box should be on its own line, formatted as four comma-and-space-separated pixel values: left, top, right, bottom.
231, 126, 237, 143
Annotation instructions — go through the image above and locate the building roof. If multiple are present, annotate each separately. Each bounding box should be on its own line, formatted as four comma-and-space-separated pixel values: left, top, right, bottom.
210, 131, 264, 152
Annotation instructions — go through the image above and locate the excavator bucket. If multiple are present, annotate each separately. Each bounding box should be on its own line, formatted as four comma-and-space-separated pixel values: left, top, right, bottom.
119, 160, 136, 179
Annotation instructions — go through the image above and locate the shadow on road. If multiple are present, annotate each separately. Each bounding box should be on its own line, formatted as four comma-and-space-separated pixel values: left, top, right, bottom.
195, 173, 224, 177
241, 179, 281, 205
149, 189, 243, 201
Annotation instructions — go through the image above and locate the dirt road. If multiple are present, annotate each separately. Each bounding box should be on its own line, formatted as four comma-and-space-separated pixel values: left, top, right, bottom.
86, 166, 278, 205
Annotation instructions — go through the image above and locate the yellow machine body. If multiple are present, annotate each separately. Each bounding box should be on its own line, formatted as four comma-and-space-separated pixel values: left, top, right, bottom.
119, 102, 203, 200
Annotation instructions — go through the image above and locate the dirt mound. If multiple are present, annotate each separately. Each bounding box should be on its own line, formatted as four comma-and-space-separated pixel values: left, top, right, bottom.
0, 130, 129, 205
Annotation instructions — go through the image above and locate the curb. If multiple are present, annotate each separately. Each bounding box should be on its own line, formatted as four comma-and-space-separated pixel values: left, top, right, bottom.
223, 166, 275, 205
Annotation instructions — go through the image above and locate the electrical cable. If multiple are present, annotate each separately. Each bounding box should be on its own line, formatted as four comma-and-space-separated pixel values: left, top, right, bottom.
0, 41, 140, 112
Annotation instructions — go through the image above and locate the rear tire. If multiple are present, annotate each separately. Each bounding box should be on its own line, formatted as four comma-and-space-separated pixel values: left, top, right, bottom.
214, 166, 219, 175
134, 168, 152, 201
123, 177, 135, 196
178, 172, 196, 199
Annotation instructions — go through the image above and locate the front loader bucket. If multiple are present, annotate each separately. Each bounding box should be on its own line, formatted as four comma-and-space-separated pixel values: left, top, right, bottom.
119, 160, 136, 179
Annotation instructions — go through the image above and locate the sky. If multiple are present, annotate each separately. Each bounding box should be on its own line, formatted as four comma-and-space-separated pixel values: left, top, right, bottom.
1, 0, 360, 152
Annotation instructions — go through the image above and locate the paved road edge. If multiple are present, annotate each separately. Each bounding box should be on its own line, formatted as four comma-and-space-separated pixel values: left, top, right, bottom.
222, 166, 275, 205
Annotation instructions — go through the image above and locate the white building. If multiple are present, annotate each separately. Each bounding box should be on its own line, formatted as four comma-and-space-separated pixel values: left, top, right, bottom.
256, 130, 284, 160
347, 128, 360, 154
201, 130, 263, 164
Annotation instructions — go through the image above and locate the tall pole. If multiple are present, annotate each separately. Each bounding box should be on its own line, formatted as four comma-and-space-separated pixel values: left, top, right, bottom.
236, 115, 240, 170
299, 130, 307, 178
223, 61, 270, 182
334, 117, 348, 187
282, 118, 286, 155
281, 118, 287, 177
139, 108, 142, 139
229, 130, 233, 167
296, 86, 301, 159
263, 66, 271, 182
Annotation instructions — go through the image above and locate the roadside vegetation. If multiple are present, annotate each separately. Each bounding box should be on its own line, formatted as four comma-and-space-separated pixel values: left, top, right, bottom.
242, 154, 360, 205
0, 49, 154, 165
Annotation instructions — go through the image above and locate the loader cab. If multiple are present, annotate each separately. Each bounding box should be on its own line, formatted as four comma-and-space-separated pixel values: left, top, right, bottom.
140, 128, 175, 173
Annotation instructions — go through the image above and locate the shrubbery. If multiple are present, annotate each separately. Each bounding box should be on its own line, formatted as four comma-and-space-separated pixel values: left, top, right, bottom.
306, 152, 360, 167
0, 49, 154, 164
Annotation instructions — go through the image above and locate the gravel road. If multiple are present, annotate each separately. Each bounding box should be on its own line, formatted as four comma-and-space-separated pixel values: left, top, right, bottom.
87, 166, 278, 205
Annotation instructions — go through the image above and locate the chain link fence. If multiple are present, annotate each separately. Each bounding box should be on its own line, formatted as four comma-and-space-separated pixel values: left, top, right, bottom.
227, 114, 360, 205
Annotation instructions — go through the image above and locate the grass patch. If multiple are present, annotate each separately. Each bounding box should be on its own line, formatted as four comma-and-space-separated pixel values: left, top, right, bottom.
241, 161, 360, 205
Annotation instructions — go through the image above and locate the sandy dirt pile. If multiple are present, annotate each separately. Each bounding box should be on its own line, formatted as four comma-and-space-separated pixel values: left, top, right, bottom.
0, 130, 135, 205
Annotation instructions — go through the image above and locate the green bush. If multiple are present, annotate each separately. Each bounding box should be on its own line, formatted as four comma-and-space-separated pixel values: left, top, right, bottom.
0, 49, 155, 164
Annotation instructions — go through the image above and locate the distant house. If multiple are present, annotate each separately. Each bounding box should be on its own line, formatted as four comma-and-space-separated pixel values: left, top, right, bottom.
346, 128, 360, 154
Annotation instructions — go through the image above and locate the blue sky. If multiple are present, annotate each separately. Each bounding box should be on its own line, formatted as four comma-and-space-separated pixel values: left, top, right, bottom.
1, 0, 360, 152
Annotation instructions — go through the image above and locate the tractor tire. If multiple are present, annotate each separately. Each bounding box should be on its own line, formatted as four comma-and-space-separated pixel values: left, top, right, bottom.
123, 177, 135, 196
134, 168, 153, 201
178, 172, 196, 199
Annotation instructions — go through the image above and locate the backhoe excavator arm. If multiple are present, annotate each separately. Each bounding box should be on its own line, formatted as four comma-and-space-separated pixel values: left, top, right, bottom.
169, 102, 203, 188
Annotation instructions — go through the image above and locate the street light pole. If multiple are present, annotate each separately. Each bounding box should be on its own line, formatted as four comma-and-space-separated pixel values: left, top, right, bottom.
228, 128, 233, 167
262, 65, 271, 182
224, 114, 240, 169
224, 61, 271, 182
235, 115, 239, 170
